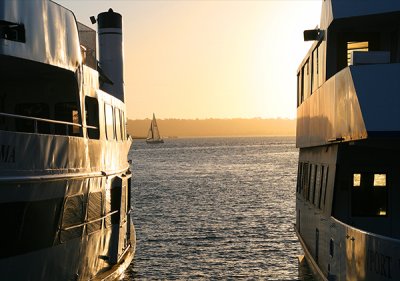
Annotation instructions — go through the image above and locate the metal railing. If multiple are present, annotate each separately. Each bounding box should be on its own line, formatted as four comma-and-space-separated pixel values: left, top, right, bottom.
0, 112, 97, 135
62, 210, 119, 231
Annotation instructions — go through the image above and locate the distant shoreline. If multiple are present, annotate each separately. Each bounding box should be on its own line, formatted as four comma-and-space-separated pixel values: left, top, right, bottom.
132, 135, 295, 140
127, 118, 296, 138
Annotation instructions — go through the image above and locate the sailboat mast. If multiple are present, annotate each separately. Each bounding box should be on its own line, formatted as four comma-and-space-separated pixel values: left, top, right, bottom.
153, 113, 158, 129
146, 113, 164, 143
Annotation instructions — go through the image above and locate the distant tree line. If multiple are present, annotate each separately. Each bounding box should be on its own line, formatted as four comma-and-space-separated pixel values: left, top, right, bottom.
127, 118, 295, 138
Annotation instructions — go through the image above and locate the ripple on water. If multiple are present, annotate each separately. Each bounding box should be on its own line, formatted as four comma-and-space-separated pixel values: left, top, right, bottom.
124, 137, 314, 280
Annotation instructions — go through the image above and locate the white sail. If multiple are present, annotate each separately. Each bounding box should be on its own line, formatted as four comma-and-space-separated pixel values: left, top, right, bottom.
146, 113, 164, 143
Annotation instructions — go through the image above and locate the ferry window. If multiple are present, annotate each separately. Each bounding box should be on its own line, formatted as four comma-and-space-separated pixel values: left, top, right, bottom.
318, 166, 325, 209
127, 177, 132, 211
302, 163, 309, 199
115, 108, 122, 141
104, 177, 122, 227
0, 198, 63, 258
60, 195, 85, 242
297, 72, 302, 107
120, 181, 128, 223
118, 109, 125, 141
353, 173, 361, 187
0, 21, 26, 43
55, 102, 80, 136
118, 108, 123, 140
111, 184, 122, 225
15, 103, 50, 134
87, 192, 102, 234
104, 187, 112, 228
347, 41, 368, 66
302, 60, 310, 100
323, 166, 329, 207
122, 111, 126, 140
305, 164, 310, 200
309, 164, 316, 202
374, 174, 386, 186
72, 110, 79, 134
318, 44, 323, 87
105, 178, 122, 228
335, 33, 379, 74
312, 165, 318, 204
104, 104, 115, 140
312, 47, 319, 93
315, 166, 322, 207
296, 162, 302, 193
85, 97, 99, 139
351, 173, 388, 217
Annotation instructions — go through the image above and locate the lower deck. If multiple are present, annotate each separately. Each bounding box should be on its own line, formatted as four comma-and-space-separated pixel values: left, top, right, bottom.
0, 172, 135, 280
296, 139, 400, 280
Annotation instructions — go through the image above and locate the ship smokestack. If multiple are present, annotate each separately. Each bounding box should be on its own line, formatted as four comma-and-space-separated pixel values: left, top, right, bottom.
97, 8, 124, 102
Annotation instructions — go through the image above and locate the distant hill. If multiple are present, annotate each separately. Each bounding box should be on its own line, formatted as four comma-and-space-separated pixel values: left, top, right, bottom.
127, 118, 295, 138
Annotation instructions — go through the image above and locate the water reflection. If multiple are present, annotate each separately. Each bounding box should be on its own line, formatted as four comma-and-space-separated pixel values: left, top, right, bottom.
124, 137, 316, 280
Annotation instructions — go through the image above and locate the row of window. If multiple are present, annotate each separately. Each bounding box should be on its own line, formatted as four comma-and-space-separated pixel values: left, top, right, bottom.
61, 186, 124, 242
297, 35, 375, 107
104, 103, 127, 141
297, 42, 323, 107
0, 177, 131, 259
3, 102, 81, 136
0, 97, 127, 141
85, 96, 127, 140
296, 162, 329, 211
77, 96, 128, 141
351, 172, 388, 217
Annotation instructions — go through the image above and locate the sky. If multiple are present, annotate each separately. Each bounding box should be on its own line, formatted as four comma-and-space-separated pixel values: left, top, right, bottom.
58, 0, 321, 120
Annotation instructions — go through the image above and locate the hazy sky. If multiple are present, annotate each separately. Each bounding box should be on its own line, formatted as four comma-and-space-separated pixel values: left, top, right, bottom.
58, 0, 321, 120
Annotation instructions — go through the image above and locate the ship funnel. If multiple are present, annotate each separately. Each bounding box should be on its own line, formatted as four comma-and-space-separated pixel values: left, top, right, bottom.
97, 8, 124, 101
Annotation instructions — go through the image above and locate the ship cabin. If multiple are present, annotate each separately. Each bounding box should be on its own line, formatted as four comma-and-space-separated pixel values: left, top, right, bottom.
0, 13, 127, 143
296, 1, 400, 239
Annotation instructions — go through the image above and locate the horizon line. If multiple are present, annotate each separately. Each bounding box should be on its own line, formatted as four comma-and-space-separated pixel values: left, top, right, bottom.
127, 117, 296, 121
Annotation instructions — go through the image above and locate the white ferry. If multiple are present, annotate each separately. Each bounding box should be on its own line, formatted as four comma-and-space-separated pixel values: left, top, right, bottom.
0, 1, 135, 280
295, 1, 400, 280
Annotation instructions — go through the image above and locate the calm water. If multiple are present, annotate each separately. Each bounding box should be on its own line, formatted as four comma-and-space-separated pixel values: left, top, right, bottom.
123, 137, 314, 280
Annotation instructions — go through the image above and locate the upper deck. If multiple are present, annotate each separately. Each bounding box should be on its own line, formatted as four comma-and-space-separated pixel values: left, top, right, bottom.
0, 1, 131, 175
296, 0, 400, 148
0, 0, 82, 71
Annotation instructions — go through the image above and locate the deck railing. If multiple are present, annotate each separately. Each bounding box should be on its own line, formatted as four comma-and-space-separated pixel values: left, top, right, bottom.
0, 112, 97, 135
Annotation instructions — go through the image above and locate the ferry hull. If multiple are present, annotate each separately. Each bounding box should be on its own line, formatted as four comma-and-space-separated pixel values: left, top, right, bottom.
0, 131, 135, 280
296, 212, 400, 281
0, 1, 136, 279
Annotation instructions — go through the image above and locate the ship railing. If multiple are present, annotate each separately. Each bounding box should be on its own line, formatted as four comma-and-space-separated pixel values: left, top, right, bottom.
0, 112, 97, 135
331, 216, 400, 243
62, 210, 119, 231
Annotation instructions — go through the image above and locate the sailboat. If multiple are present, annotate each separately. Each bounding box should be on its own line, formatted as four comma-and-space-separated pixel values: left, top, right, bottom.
146, 113, 164, 144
